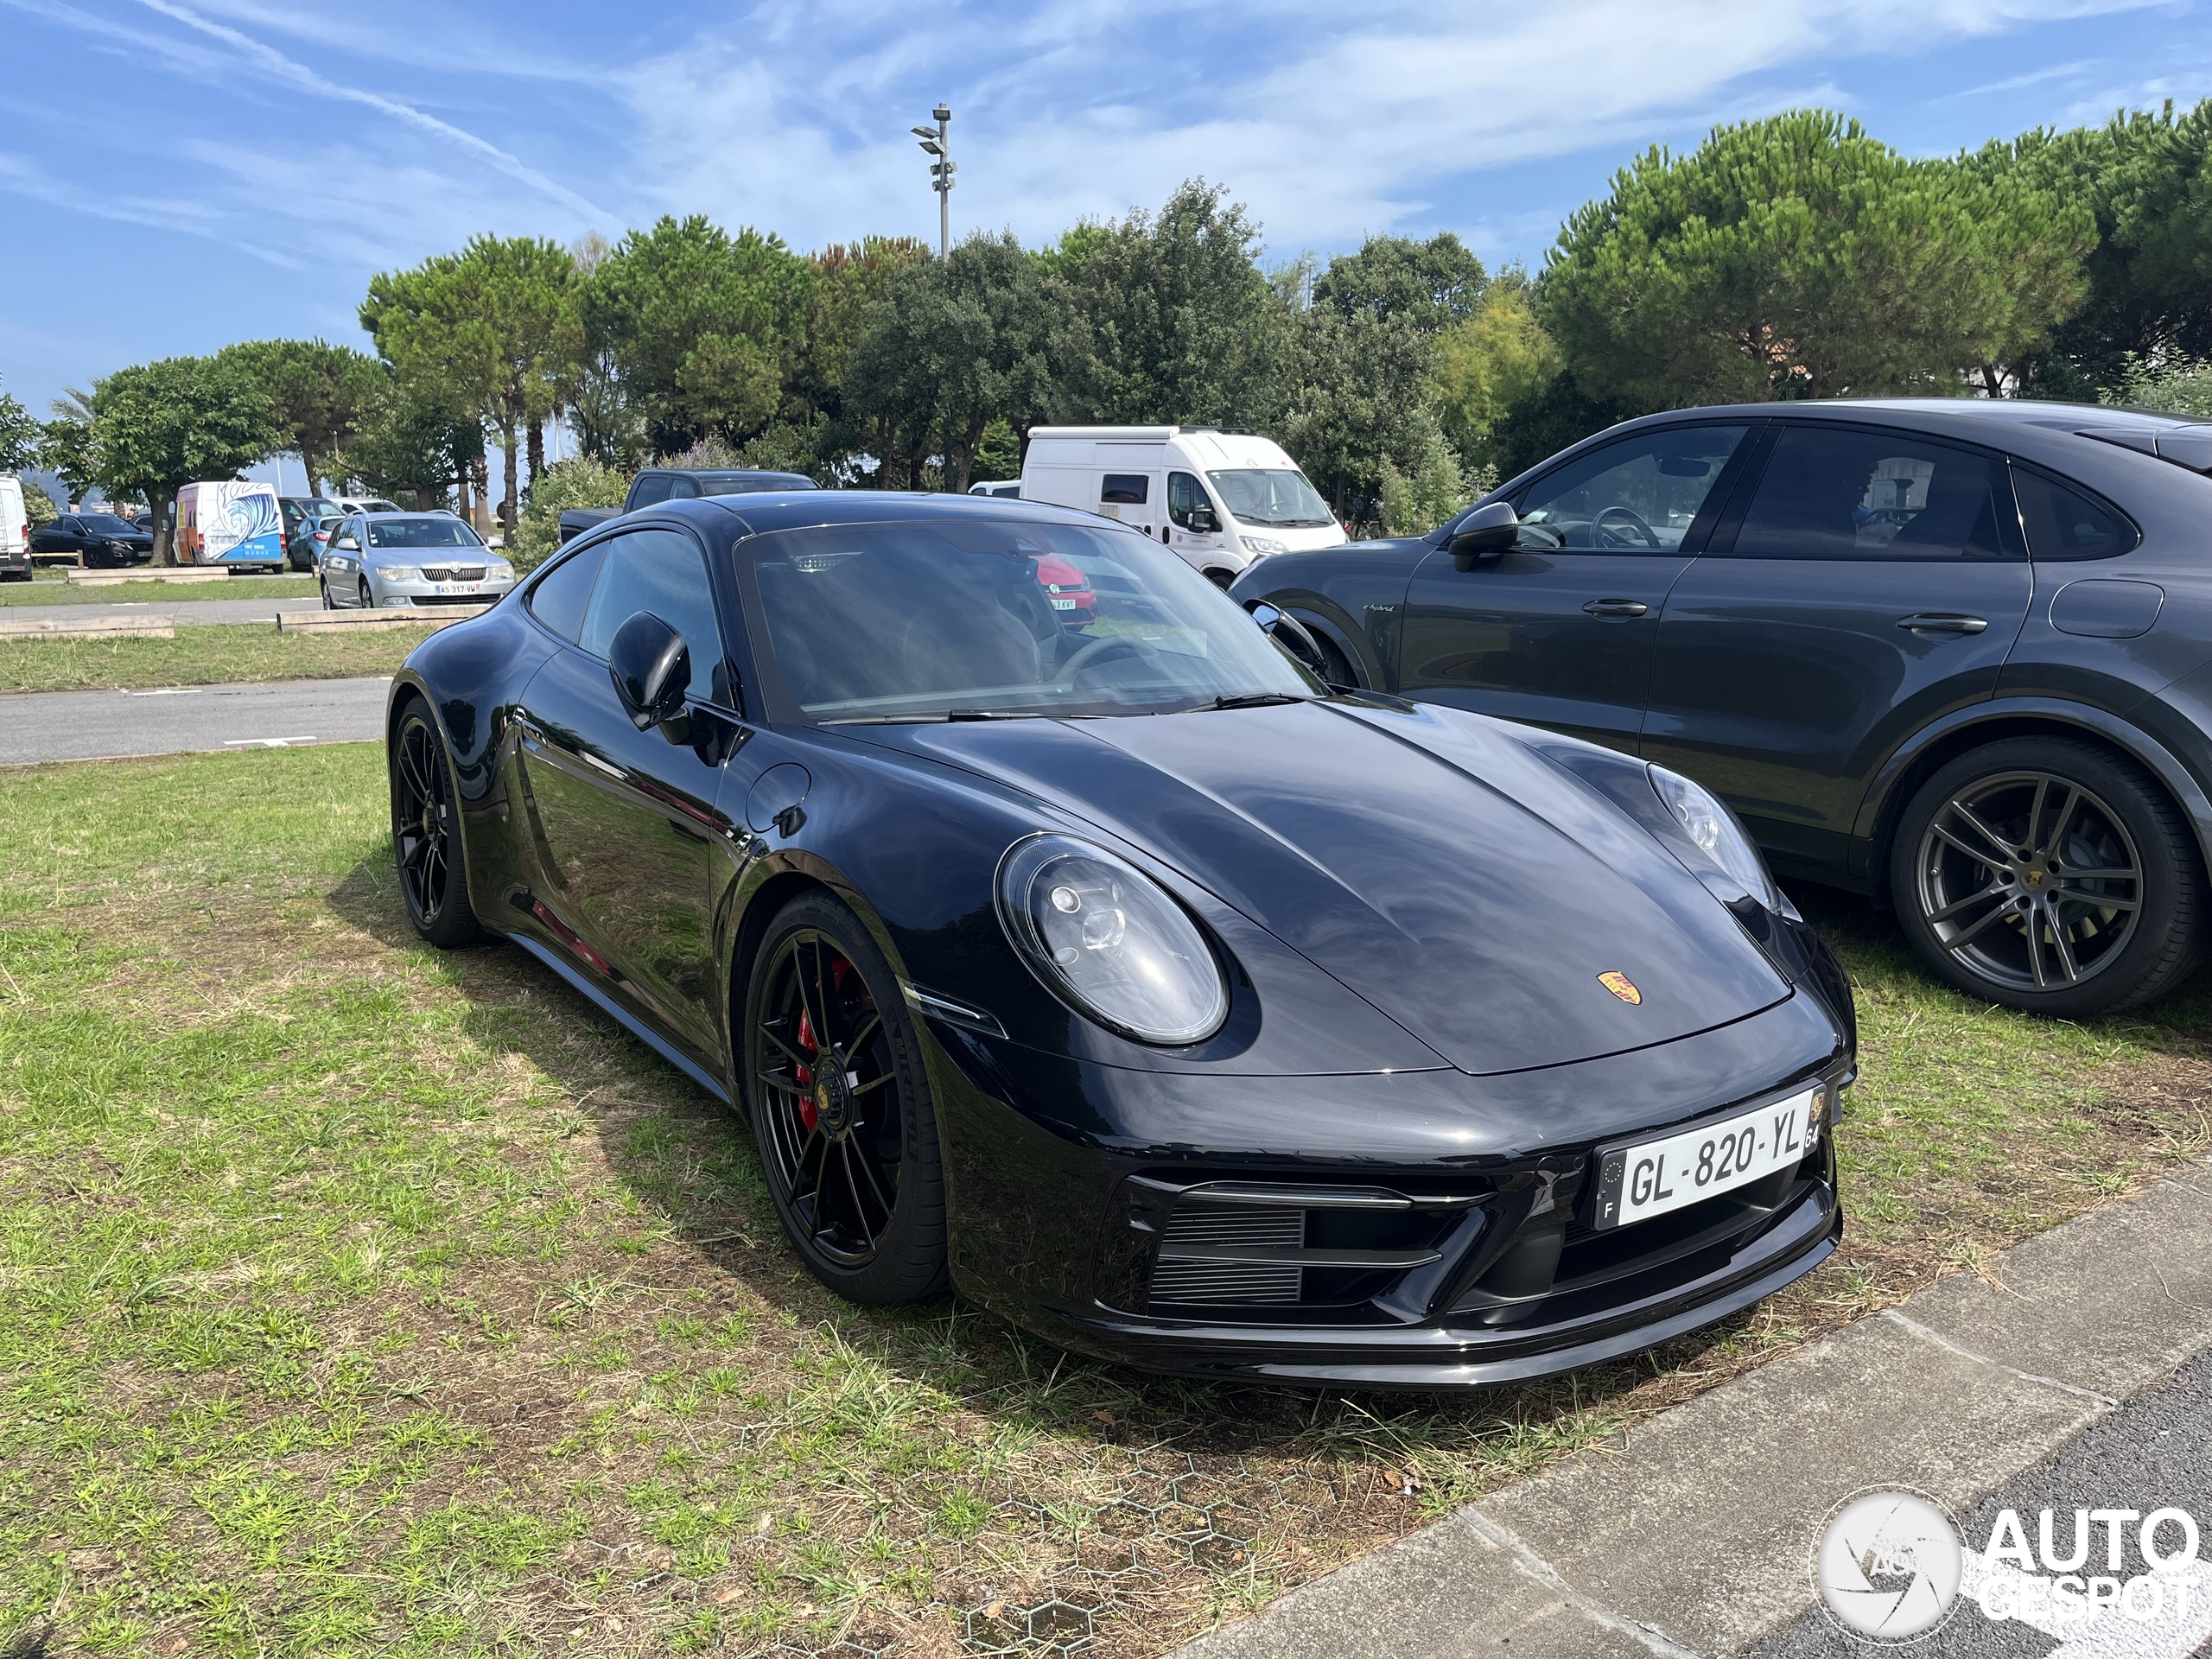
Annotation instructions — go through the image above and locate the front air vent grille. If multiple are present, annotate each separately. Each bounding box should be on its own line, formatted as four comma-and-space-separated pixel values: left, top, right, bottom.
1148, 1205, 1304, 1307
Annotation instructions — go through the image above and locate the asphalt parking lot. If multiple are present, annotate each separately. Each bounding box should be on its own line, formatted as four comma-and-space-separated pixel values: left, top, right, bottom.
0, 677, 390, 764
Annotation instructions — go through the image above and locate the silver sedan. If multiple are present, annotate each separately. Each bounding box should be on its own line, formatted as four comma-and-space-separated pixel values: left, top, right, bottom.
317, 512, 516, 610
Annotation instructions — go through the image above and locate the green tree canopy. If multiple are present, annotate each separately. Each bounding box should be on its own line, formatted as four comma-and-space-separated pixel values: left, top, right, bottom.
844, 231, 1061, 492
1430, 273, 1564, 477
0, 374, 36, 474
89, 355, 286, 563
1276, 302, 1448, 531
1541, 110, 2092, 410
1048, 181, 1280, 426
217, 339, 384, 493
581, 216, 812, 459
1311, 232, 1487, 332
362, 234, 581, 535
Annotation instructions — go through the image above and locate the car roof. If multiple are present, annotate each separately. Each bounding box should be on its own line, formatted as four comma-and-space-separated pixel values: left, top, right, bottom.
657, 489, 1128, 540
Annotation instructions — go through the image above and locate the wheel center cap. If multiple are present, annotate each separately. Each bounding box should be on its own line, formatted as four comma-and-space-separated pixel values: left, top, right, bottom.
812, 1054, 851, 1138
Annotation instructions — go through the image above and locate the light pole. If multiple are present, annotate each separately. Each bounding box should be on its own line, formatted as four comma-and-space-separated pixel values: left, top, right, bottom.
911, 104, 953, 256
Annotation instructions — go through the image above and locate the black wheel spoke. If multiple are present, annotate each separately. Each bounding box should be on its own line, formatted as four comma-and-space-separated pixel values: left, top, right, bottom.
755, 1069, 808, 1096
845, 1011, 881, 1058
849, 1072, 896, 1097
760, 1023, 812, 1068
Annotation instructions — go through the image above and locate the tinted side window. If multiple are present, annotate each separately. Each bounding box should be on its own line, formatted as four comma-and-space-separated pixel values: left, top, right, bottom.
526, 541, 607, 644
579, 527, 728, 704
1727, 427, 2012, 561
1102, 473, 1149, 505
1167, 471, 1211, 527
2013, 467, 2139, 562
628, 473, 674, 506
1516, 425, 1748, 553
665, 474, 700, 499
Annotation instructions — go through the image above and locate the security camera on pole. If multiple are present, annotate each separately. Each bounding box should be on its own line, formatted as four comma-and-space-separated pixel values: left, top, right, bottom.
911, 104, 953, 257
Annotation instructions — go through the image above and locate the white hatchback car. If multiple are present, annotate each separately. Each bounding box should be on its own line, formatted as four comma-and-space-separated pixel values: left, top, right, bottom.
318, 512, 516, 610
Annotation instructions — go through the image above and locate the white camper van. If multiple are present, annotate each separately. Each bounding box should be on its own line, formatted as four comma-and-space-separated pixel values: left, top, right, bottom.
0, 477, 29, 582
1018, 426, 1345, 586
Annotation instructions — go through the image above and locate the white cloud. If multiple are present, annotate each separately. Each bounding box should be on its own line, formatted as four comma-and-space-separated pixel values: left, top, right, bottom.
607, 0, 2174, 252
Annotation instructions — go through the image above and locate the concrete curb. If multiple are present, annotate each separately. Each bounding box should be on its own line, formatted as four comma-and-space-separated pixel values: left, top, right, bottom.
1178, 1156, 2212, 1659
276, 606, 489, 633
62, 567, 303, 586
0, 616, 175, 641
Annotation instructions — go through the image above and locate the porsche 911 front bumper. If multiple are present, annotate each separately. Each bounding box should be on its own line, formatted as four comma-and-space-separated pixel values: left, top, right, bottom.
918, 950, 1853, 1391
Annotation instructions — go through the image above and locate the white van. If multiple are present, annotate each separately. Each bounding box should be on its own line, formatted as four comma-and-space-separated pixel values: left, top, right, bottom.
1018, 426, 1345, 585
0, 476, 29, 582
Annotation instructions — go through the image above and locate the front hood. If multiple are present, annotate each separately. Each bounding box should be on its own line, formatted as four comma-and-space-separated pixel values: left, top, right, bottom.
857, 702, 1789, 1075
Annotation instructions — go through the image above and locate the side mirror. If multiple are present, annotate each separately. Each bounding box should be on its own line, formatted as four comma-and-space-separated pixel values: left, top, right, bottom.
1449, 500, 1520, 569
609, 610, 690, 731
334, 534, 359, 550
1187, 506, 1217, 534
1243, 600, 1329, 679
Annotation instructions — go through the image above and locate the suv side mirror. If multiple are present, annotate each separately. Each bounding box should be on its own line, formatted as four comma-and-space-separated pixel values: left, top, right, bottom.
610, 610, 691, 731
1243, 600, 1329, 680
1449, 500, 1520, 569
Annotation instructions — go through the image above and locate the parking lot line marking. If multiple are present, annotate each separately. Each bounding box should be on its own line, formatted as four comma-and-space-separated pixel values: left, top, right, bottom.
122, 687, 203, 696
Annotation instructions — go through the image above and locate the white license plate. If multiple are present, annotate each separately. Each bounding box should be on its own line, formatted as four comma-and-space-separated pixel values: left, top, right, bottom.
432, 582, 482, 594
1050, 597, 1077, 610
1591, 1087, 1818, 1230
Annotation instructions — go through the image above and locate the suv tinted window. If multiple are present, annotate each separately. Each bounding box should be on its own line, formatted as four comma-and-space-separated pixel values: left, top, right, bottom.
628, 473, 674, 507
527, 541, 607, 644
2013, 467, 2139, 562
1516, 425, 1748, 552
1726, 426, 2012, 561
579, 527, 728, 704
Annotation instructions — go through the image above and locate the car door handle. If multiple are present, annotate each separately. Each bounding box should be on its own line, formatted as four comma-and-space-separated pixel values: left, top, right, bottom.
1582, 598, 1649, 618
1897, 613, 1988, 634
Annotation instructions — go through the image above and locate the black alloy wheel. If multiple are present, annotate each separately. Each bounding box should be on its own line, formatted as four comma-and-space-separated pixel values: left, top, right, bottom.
1891, 737, 2201, 1015
390, 700, 489, 949
745, 893, 948, 1304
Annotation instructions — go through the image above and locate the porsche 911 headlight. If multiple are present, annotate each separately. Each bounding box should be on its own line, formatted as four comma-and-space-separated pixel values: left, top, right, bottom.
1649, 765, 1778, 906
996, 834, 1228, 1046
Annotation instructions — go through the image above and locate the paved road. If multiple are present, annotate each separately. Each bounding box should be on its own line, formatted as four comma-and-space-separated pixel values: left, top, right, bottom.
1752, 1344, 2212, 1658
1, 594, 325, 627
0, 677, 391, 765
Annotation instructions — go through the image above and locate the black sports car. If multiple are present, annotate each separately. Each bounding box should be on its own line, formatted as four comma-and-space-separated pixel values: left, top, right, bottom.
385, 492, 1854, 1388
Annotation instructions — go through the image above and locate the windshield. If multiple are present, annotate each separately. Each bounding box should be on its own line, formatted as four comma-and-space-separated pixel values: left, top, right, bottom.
366, 518, 486, 550
80, 514, 142, 535
747, 518, 1314, 721
1206, 467, 1334, 529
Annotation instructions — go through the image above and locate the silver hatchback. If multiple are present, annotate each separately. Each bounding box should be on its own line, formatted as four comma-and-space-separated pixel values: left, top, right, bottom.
318, 512, 515, 610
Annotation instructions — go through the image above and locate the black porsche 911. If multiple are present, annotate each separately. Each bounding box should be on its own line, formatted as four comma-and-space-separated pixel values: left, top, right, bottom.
385, 491, 1855, 1388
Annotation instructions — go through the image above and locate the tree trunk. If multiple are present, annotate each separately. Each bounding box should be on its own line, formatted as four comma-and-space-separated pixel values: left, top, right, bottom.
498, 423, 519, 542
457, 462, 472, 524
527, 418, 545, 497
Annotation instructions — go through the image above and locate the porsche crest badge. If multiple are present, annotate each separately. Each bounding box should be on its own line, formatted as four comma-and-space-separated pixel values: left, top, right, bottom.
1598, 971, 1643, 1005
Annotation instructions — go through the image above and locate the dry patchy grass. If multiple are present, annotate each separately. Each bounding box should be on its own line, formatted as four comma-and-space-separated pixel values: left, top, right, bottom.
2, 747, 2208, 1658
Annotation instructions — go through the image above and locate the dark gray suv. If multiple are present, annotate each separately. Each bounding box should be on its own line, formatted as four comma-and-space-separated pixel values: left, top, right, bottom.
1233, 399, 2212, 1016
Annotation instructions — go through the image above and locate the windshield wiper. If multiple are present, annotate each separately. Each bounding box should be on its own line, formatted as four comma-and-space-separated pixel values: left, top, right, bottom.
946, 709, 1049, 721
1200, 693, 1312, 711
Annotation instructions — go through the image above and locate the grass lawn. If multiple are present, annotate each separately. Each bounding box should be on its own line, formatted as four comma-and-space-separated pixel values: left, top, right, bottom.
2, 746, 2207, 1657
0, 631, 417, 696
1, 575, 316, 609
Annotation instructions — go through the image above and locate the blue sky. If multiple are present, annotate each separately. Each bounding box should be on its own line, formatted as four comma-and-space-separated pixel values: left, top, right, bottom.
3, 0, 2209, 429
